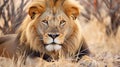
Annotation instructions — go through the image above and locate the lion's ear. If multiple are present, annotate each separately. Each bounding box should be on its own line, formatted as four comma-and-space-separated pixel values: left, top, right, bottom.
63, 1, 80, 20
28, 3, 45, 19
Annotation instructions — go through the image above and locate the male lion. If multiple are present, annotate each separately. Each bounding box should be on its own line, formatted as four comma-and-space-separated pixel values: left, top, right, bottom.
0, 0, 91, 62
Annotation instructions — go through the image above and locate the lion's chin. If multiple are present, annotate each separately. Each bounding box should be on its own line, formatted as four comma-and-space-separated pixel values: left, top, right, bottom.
45, 44, 62, 52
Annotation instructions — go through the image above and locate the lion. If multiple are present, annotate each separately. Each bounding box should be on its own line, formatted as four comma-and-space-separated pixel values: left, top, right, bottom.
0, 0, 94, 63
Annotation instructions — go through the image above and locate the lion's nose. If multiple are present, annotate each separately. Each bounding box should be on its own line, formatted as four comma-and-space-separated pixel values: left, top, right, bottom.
48, 33, 60, 39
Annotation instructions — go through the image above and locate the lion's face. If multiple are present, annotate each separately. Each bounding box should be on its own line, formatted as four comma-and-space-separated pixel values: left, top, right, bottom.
19, 0, 81, 56
37, 10, 71, 52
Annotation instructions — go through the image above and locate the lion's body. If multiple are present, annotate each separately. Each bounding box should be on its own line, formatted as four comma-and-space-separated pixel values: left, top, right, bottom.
0, 34, 17, 58
0, 0, 90, 61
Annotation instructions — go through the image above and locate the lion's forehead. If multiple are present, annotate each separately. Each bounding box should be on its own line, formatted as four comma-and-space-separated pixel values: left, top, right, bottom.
40, 9, 69, 21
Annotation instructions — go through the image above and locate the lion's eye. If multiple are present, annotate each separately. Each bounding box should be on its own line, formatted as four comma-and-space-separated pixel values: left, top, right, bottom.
60, 20, 66, 26
42, 20, 48, 26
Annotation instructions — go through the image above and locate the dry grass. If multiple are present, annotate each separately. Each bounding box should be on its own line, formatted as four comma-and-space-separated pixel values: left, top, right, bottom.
79, 15, 120, 67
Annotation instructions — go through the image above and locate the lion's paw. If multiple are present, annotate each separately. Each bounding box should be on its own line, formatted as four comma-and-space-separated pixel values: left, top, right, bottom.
79, 55, 98, 67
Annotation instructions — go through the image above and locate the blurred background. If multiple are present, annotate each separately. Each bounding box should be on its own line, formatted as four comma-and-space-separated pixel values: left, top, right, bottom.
0, 0, 120, 66
0, 0, 31, 34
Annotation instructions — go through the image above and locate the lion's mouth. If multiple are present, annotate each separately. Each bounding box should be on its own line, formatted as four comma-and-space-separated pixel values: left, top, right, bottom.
45, 44, 62, 52
50, 42, 58, 44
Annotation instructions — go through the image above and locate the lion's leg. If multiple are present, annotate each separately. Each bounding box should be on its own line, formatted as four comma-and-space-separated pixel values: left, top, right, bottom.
79, 55, 98, 67
76, 39, 98, 67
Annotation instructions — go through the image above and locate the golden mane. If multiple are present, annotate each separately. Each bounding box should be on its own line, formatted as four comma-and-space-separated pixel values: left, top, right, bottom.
17, 0, 90, 60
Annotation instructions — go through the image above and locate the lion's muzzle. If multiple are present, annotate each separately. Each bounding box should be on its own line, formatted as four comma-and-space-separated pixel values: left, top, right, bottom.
43, 33, 63, 44
43, 33, 63, 52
